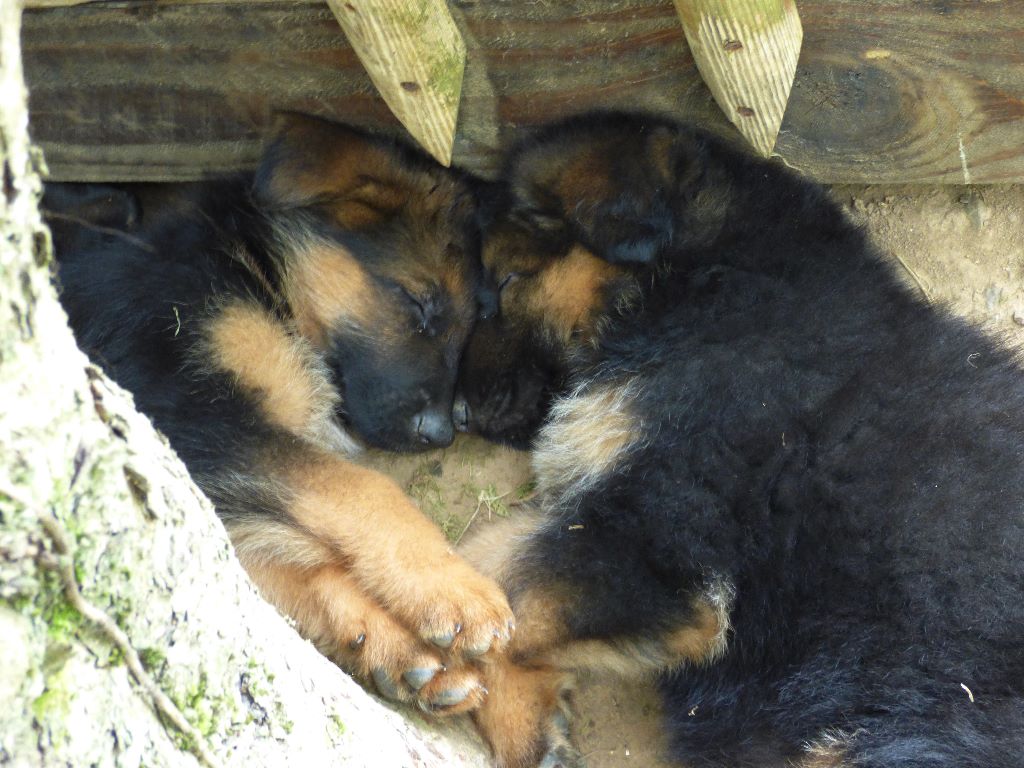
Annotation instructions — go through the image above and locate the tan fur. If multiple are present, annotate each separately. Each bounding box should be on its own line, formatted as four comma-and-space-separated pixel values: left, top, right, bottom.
474, 659, 574, 768
798, 732, 853, 768
484, 231, 629, 353
799, 749, 849, 768
439, 259, 468, 304
262, 115, 398, 210
459, 507, 549, 587
460, 510, 574, 659
471, 595, 732, 763
206, 300, 356, 454
282, 242, 376, 347
509, 587, 573, 660
460, 516, 733, 764
415, 663, 490, 715
647, 126, 678, 182
282, 237, 475, 361
543, 637, 668, 678
227, 517, 336, 573
282, 452, 514, 657
530, 245, 623, 345
238, 554, 484, 713
532, 593, 728, 679
240, 556, 420, 673
687, 576, 735, 664
462, 506, 732, 680
327, 180, 409, 230
533, 379, 644, 501
664, 598, 728, 665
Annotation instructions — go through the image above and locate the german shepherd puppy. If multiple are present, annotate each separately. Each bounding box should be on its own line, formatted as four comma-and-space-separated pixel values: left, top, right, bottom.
456, 112, 1024, 767
48, 114, 513, 714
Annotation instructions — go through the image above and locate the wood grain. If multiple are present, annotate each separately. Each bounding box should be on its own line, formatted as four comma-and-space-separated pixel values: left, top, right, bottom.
22, 0, 1024, 183
325, 0, 465, 166
675, 0, 802, 157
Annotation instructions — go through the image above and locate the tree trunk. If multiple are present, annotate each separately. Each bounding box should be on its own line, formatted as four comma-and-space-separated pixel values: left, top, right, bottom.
0, 4, 491, 765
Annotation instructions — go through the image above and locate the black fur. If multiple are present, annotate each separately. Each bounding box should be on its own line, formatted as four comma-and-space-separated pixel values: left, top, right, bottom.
463, 112, 1024, 767
51, 178, 286, 512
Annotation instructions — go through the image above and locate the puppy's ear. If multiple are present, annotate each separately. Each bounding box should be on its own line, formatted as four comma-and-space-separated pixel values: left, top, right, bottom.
504, 181, 570, 242
646, 125, 733, 253
645, 123, 714, 196
254, 112, 410, 227
647, 124, 683, 185
502, 141, 574, 239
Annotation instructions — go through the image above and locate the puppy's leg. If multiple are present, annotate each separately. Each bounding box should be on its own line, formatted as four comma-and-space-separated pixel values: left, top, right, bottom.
473, 660, 578, 768
276, 448, 515, 661
469, 511, 730, 670
203, 300, 357, 455
460, 511, 577, 767
461, 507, 730, 766
204, 300, 513, 668
234, 524, 486, 714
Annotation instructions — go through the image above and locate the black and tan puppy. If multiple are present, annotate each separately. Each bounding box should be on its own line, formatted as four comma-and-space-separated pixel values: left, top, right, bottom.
457, 112, 1024, 767
48, 114, 513, 713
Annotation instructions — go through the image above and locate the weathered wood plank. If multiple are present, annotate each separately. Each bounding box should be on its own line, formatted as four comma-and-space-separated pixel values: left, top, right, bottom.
675, 0, 802, 157
325, 0, 465, 166
23, 0, 1024, 183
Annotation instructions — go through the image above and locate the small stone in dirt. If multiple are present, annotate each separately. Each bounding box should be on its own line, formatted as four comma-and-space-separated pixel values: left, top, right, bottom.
961, 193, 991, 230
984, 284, 1002, 311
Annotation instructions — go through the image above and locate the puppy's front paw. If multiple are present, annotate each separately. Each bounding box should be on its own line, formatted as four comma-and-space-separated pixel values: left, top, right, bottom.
316, 575, 490, 715
402, 557, 516, 660
241, 556, 493, 713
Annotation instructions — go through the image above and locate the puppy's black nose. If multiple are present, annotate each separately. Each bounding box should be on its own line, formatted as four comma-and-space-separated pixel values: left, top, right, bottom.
415, 408, 454, 447
452, 395, 471, 433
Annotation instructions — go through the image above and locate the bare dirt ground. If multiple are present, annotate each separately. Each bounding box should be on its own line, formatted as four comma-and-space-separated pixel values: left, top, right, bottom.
365, 184, 1024, 768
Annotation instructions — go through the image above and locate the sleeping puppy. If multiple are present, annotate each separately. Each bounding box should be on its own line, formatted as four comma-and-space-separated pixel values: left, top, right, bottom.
48, 114, 513, 715
456, 111, 1024, 767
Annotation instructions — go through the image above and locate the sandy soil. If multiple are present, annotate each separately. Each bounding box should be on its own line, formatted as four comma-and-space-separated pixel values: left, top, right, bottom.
365, 184, 1024, 768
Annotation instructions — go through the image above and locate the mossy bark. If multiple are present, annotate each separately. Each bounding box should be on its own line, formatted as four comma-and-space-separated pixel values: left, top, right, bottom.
0, 5, 490, 766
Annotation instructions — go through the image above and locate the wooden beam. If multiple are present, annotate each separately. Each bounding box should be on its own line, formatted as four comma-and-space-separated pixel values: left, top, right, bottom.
325, 0, 465, 166
22, 0, 1024, 184
674, 0, 802, 157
